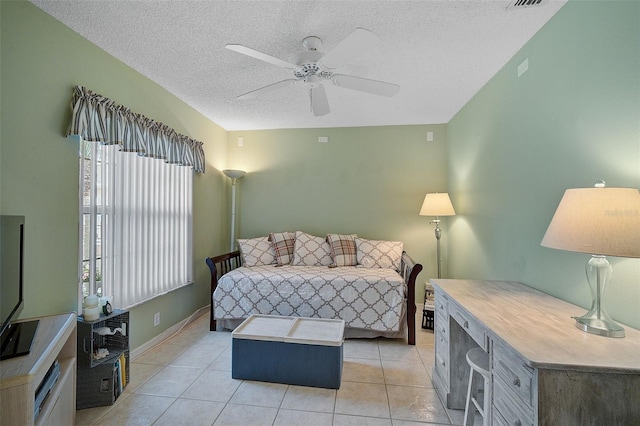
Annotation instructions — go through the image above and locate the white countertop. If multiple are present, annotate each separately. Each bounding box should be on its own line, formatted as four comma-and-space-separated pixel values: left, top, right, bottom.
431, 279, 640, 373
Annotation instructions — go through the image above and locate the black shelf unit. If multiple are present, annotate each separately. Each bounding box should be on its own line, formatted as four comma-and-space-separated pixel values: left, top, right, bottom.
76, 309, 130, 409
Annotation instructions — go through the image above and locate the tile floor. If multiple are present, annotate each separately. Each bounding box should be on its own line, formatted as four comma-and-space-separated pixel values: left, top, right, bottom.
76, 312, 474, 426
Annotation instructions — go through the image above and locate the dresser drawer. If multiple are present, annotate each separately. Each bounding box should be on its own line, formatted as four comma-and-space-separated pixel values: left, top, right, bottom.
492, 405, 510, 426
449, 303, 485, 349
435, 309, 448, 342
433, 329, 449, 391
434, 346, 449, 386
493, 375, 534, 426
493, 341, 534, 407
434, 288, 448, 318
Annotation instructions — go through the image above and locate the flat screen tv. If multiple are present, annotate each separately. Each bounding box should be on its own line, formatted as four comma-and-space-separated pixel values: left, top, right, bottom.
1, 215, 38, 360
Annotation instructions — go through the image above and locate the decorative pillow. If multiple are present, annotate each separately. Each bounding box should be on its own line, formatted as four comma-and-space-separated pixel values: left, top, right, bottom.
355, 238, 403, 271
292, 231, 333, 266
237, 236, 276, 266
269, 232, 296, 266
326, 234, 358, 267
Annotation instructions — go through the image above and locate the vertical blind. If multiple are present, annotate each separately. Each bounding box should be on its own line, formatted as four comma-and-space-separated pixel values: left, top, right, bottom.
95, 142, 193, 308
70, 86, 203, 309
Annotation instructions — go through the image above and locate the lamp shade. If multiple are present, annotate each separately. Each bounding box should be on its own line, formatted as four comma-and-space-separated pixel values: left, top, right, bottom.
223, 169, 246, 179
420, 193, 456, 217
541, 187, 640, 258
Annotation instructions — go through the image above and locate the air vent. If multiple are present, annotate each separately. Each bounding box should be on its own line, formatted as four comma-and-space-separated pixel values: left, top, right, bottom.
506, 0, 544, 10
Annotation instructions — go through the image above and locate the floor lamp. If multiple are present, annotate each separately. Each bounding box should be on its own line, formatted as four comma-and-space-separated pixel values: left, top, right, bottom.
420, 193, 456, 279
223, 169, 246, 252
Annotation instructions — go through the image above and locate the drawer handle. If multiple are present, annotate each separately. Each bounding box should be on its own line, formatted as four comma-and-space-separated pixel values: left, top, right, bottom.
514, 420, 522, 426
498, 360, 521, 388
463, 320, 469, 329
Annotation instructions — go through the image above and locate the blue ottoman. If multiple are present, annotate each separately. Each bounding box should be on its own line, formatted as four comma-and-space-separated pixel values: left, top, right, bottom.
231, 315, 345, 389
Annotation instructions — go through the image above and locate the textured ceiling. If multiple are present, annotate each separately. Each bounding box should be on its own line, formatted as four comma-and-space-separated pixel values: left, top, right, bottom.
31, 0, 567, 131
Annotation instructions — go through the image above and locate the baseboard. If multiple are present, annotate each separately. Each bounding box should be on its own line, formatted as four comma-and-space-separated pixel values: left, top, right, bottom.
130, 306, 209, 361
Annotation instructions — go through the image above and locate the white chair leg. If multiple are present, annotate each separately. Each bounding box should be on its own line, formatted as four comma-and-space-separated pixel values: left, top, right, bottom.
482, 376, 491, 426
465, 347, 491, 426
463, 366, 476, 426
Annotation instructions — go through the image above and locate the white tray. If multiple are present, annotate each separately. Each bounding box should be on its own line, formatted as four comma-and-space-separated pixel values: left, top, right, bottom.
232, 315, 345, 346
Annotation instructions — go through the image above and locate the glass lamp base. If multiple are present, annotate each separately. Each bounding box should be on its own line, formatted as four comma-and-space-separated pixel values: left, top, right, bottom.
573, 315, 625, 338
573, 255, 626, 338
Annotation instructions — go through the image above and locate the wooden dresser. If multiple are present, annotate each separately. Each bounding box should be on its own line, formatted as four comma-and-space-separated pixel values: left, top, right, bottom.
431, 279, 640, 425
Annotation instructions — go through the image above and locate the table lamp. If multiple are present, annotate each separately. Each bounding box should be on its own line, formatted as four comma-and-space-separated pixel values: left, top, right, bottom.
420, 193, 456, 279
223, 169, 246, 251
541, 183, 640, 338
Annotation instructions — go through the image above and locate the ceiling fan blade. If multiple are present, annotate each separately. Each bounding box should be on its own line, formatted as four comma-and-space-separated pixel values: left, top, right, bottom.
318, 28, 378, 70
237, 79, 297, 100
310, 84, 330, 116
331, 74, 400, 97
226, 44, 297, 69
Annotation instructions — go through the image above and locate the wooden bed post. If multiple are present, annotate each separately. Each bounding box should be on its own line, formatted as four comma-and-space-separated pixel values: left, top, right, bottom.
402, 252, 423, 346
206, 251, 242, 331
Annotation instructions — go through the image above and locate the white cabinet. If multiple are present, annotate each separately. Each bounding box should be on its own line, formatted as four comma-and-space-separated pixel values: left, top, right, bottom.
0, 313, 77, 425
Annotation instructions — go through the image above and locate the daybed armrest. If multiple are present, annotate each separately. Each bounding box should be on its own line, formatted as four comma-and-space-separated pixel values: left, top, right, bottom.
206, 250, 242, 331
401, 251, 423, 345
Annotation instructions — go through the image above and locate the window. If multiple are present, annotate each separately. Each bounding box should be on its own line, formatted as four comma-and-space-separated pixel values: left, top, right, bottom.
79, 139, 193, 309
68, 86, 204, 309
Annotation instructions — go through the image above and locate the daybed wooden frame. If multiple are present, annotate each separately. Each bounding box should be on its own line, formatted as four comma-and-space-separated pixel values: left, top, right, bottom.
205, 251, 423, 345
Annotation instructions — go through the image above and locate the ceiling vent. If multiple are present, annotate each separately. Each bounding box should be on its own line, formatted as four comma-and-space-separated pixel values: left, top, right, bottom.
506, 0, 544, 10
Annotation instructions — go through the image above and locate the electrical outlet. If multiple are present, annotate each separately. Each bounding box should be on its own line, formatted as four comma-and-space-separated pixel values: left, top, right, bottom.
153, 312, 160, 327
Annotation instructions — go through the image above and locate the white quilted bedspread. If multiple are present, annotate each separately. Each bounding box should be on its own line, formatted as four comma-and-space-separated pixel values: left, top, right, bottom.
213, 265, 407, 332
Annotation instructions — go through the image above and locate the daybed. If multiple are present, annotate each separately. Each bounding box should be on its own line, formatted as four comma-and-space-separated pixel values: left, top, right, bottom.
206, 232, 423, 345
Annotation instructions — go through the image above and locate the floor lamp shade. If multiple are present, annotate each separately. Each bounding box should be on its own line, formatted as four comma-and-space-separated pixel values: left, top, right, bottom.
420, 193, 456, 217
541, 186, 640, 337
223, 169, 246, 181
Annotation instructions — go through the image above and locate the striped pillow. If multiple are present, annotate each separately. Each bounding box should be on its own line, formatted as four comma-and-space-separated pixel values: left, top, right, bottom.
326, 234, 358, 267
269, 232, 296, 266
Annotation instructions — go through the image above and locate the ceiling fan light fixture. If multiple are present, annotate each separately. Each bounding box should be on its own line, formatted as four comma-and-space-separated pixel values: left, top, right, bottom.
301, 36, 322, 51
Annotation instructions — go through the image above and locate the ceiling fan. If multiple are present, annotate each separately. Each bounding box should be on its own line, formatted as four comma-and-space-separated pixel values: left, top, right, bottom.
226, 28, 400, 116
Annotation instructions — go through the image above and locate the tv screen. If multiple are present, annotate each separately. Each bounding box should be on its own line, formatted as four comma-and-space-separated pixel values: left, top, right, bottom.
1, 215, 38, 360
1, 215, 25, 335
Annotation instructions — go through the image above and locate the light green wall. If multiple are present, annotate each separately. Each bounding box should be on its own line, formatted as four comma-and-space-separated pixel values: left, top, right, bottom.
447, 0, 640, 329
227, 125, 449, 295
0, 1, 229, 349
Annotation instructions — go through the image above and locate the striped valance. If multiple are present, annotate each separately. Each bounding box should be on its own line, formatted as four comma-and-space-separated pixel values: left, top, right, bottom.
66, 86, 206, 173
